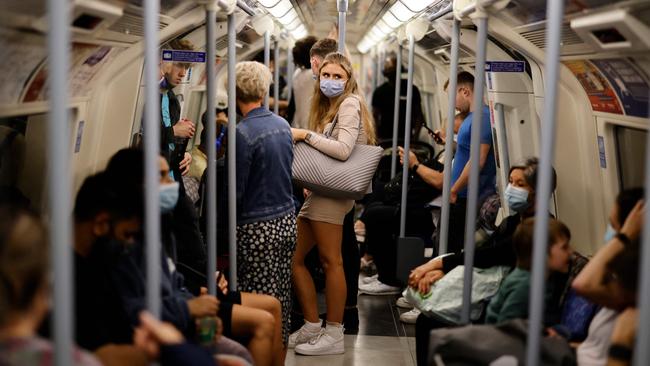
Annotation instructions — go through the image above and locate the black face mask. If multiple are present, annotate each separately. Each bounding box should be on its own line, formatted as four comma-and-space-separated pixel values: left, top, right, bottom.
92, 235, 131, 260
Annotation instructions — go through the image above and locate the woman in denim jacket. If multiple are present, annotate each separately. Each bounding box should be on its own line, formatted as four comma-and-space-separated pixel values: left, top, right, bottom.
231, 61, 296, 353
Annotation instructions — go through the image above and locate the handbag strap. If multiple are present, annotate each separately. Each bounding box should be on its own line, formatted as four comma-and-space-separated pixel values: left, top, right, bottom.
324, 95, 361, 138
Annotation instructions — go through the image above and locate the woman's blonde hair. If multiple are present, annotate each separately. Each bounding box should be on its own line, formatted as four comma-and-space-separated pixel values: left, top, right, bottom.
231, 61, 272, 103
308, 52, 376, 145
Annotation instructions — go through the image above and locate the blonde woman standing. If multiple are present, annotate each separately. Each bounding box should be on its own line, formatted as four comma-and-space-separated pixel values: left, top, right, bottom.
290, 52, 376, 355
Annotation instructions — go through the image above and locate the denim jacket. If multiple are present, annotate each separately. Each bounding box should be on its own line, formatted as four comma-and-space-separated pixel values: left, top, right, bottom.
236, 107, 294, 225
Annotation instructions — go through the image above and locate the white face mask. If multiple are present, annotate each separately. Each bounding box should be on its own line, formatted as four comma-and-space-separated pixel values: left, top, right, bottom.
603, 223, 616, 243
505, 183, 530, 213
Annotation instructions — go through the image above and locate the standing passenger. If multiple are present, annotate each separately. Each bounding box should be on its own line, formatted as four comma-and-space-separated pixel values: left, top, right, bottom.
446, 71, 496, 253
231, 61, 297, 348
290, 53, 377, 355
290, 36, 317, 129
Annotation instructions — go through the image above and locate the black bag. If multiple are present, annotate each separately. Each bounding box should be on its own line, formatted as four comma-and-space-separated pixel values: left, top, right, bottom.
383, 157, 443, 205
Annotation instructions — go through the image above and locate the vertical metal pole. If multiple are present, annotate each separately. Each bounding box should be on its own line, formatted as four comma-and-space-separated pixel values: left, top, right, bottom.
373, 48, 379, 91
460, 14, 488, 325
399, 35, 415, 238
264, 31, 270, 108
287, 46, 294, 103
634, 91, 650, 366
227, 13, 238, 291
439, 19, 460, 256
144, 0, 161, 319
494, 103, 510, 173
526, 0, 565, 364
47, 0, 72, 363
337, 0, 348, 53
206, 8, 217, 296
390, 44, 402, 178
274, 40, 280, 115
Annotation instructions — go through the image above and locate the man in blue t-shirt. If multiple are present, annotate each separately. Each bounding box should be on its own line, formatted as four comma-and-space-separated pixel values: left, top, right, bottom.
447, 71, 496, 253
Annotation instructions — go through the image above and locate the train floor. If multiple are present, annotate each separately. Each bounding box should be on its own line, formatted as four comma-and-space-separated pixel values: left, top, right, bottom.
285, 274, 417, 366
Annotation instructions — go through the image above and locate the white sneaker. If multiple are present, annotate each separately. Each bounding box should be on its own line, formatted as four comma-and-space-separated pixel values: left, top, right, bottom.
288, 323, 322, 349
361, 274, 379, 285
294, 326, 344, 356
399, 308, 421, 324
358, 281, 402, 295
395, 296, 414, 309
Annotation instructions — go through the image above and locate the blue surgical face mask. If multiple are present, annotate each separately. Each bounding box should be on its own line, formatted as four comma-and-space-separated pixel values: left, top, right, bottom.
320, 79, 346, 98
603, 223, 616, 243
505, 183, 530, 213
160, 182, 179, 213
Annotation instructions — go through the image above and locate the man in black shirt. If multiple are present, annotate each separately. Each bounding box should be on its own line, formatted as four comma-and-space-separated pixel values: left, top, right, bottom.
371, 53, 425, 142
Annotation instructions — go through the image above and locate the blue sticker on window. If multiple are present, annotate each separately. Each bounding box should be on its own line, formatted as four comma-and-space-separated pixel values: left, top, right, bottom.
485, 61, 525, 73
597, 135, 606, 168
161, 49, 206, 63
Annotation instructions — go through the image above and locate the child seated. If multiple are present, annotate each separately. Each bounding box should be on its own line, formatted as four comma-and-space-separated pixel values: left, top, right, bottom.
485, 217, 573, 324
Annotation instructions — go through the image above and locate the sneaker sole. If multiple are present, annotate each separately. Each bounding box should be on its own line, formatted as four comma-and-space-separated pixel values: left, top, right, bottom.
294, 345, 345, 356
396, 300, 414, 309
399, 316, 418, 324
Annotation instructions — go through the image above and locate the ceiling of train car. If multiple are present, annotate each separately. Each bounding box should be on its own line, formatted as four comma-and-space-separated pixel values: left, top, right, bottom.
292, 0, 391, 45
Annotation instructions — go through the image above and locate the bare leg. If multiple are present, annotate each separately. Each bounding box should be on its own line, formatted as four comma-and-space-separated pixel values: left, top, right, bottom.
230, 304, 275, 366
311, 221, 346, 324
241, 292, 285, 366
292, 217, 319, 323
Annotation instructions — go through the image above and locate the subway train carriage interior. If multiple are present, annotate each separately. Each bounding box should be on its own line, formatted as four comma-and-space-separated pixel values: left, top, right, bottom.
2, 0, 650, 365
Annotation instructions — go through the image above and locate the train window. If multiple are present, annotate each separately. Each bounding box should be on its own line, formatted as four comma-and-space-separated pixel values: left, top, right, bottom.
0, 114, 47, 210
615, 126, 647, 190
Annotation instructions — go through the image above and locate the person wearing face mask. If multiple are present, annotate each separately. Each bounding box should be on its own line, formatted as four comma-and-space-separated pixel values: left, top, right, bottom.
66, 172, 143, 351
290, 52, 377, 355
408, 157, 559, 364
572, 188, 644, 366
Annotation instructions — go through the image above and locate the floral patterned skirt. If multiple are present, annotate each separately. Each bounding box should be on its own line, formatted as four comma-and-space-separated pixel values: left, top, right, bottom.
236, 213, 296, 343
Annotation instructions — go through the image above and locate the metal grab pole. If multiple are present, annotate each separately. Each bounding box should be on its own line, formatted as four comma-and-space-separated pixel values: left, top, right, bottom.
526, 0, 566, 364
460, 14, 488, 325
439, 19, 460, 256
144, 0, 161, 319
494, 103, 510, 173
399, 34, 415, 238
206, 7, 217, 296
390, 44, 402, 178
273, 40, 280, 115
227, 12, 238, 291
47, 0, 72, 364
634, 91, 650, 366
337, 0, 348, 53
264, 31, 270, 108
287, 46, 294, 103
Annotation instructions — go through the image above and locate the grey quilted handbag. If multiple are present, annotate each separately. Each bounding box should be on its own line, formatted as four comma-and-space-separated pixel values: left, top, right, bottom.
292, 117, 383, 200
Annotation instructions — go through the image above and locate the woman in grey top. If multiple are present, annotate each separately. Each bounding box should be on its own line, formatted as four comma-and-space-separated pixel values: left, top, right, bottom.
289, 52, 377, 355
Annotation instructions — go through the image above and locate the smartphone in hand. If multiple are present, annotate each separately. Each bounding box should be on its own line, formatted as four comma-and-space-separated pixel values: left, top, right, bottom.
422, 125, 444, 144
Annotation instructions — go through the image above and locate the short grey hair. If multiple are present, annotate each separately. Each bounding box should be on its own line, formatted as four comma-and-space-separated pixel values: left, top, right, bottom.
230, 61, 271, 103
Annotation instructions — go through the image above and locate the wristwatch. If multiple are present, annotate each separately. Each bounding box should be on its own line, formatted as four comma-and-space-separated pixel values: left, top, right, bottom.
412, 163, 420, 174
615, 232, 632, 247
305, 132, 312, 144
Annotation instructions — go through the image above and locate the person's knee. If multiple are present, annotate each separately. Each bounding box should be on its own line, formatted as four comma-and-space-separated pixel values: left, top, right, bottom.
319, 254, 343, 271
254, 311, 276, 340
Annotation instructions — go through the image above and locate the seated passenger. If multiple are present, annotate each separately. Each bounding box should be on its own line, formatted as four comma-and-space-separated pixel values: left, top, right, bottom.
69, 172, 140, 351
572, 189, 644, 366
485, 217, 573, 324
357, 148, 443, 295
105, 149, 280, 366
0, 205, 101, 366
409, 157, 554, 292
604, 238, 641, 366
